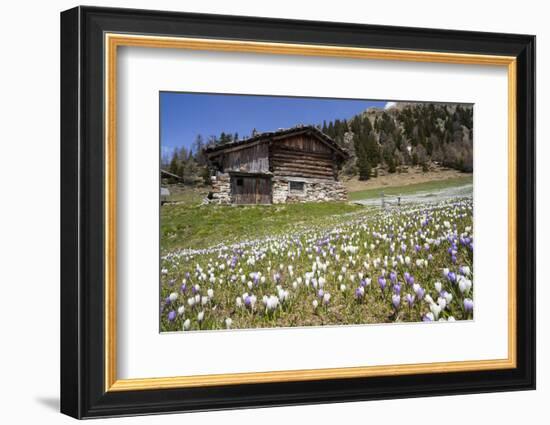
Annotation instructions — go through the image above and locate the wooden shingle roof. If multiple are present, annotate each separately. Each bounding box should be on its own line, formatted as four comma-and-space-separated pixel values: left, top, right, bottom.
203, 125, 349, 159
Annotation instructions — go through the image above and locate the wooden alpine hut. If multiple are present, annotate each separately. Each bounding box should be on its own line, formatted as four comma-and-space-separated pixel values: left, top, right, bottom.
204, 125, 349, 204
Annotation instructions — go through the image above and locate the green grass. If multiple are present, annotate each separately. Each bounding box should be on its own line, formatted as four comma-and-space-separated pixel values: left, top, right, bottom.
348, 175, 473, 201
160, 198, 474, 331
161, 201, 362, 252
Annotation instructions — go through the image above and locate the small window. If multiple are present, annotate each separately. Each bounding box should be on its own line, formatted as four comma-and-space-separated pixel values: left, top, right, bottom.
289, 181, 305, 192
236, 178, 244, 187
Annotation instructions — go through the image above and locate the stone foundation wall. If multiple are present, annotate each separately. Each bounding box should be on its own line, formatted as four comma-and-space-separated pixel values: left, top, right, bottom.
210, 174, 347, 204
210, 173, 232, 204
272, 177, 347, 204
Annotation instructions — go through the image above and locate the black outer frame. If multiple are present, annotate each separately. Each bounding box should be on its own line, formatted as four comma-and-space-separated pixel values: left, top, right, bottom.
60, 6, 536, 419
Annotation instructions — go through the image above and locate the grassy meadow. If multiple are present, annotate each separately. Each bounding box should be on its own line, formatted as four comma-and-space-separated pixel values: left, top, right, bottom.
160, 181, 474, 332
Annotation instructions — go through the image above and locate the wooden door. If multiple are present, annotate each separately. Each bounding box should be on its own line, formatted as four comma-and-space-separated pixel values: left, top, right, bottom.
232, 176, 271, 204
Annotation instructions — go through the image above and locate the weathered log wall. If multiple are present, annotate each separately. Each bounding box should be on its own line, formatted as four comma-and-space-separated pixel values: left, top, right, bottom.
271, 134, 336, 180
220, 143, 269, 173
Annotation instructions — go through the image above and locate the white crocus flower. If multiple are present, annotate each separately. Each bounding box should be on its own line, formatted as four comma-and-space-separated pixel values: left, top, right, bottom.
169, 292, 178, 302
225, 318, 232, 329
197, 311, 205, 322
430, 303, 442, 320
183, 319, 191, 331
177, 306, 185, 315
312, 299, 319, 309
207, 288, 214, 298
458, 277, 472, 294
266, 296, 279, 311
434, 281, 442, 293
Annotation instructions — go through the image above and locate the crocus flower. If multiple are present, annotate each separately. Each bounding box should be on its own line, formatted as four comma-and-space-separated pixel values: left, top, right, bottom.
413, 283, 425, 300
168, 310, 176, 321
423, 312, 435, 322
464, 298, 474, 312
392, 294, 400, 309
183, 319, 191, 330
312, 299, 319, 309
429, 303, 441, 320
266, 295, 279, 311
323, 292, 331, 305
458, 277, 472, 294
355, 287, 365, 299
197, 311, 205, 322
225, 317, 232, 329
177, 306, 185, 315
405, 293, 415, 307
378, 276, 387, 291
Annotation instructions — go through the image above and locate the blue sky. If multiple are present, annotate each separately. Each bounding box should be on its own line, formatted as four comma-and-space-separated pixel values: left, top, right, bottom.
160, 92, 389, 157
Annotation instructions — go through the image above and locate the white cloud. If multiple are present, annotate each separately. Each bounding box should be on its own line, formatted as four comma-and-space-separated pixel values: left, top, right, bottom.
384, 101, 397, 110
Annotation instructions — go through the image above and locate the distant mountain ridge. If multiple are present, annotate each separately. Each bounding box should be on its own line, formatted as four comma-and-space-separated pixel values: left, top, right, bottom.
320, 102, 473, 180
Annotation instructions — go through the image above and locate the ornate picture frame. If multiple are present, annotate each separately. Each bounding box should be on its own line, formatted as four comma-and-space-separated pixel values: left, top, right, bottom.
61, 6, 535, 419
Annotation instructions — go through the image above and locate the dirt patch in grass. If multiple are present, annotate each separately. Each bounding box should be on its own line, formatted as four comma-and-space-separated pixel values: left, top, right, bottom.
344, 166, 471, 193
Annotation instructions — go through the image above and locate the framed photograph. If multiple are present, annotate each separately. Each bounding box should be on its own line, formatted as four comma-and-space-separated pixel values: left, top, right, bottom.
60, 6, 536, 419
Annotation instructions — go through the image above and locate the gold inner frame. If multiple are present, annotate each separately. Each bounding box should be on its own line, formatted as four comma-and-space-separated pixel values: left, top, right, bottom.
104, 33, 517, 392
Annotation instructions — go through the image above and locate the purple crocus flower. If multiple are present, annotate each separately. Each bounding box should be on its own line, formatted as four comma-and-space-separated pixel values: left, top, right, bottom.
389, 271, 397, 283
392, 294, 401, 309
447, 272, 457, 283
355, 287, 365, 299
378, 276, 387, 291
180, 283, 187, 293
404, 272, 411, 283
244, 295, 252, 307
167, 310, 176, 321
464, 298, 474, 312
405, 293, 415, 307
317, 289, 325, 298
422, 313, 434, 322
393, 283, 401, 295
